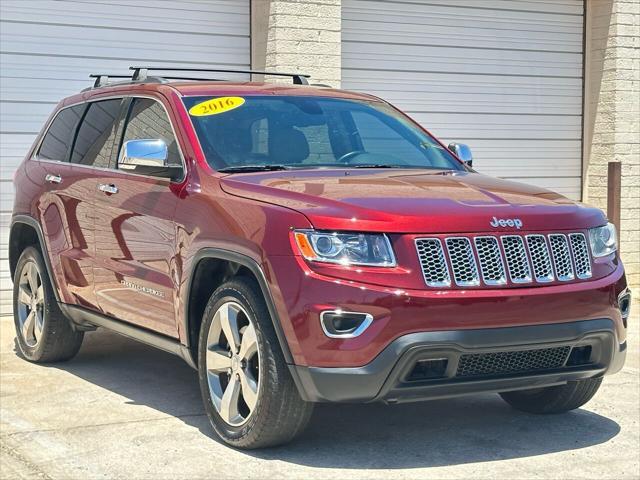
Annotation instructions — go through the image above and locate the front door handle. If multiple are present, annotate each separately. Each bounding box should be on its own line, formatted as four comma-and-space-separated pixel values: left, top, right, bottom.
98, 183, 119, 195
44, 174, 62, 184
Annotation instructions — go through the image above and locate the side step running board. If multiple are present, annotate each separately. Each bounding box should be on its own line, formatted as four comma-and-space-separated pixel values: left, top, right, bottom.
59, 303, 197, 369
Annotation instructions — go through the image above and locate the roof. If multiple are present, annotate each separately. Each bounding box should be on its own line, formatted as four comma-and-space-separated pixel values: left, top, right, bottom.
60, 80, 381, 107
168, 81, 380, 101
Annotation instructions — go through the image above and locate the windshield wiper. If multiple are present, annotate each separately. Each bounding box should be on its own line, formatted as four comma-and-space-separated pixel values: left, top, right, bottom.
218, 165, 291, 173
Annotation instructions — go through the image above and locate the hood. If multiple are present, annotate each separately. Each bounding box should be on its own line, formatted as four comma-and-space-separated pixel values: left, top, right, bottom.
220, 169, 605, 233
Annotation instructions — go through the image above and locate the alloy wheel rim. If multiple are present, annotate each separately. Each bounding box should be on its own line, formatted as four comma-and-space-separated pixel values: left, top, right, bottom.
206, 301, 260, 427
16, 261, 45, 347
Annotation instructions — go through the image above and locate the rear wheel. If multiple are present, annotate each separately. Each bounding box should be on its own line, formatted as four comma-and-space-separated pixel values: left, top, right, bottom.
198, 277, 313, 449
500, 377, 603, 414
13, 247, 84, 362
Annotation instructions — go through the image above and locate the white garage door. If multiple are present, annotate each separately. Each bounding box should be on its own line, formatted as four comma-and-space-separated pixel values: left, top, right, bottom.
342, 0, 584, 196
0, 0, 250, 314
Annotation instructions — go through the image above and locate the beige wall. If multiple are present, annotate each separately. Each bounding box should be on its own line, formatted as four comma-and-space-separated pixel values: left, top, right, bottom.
584, 0, 640, 287
251, 0, 341, 87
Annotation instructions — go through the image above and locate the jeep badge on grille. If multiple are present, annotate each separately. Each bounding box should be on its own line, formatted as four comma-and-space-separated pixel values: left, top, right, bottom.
490, 217, 523, 229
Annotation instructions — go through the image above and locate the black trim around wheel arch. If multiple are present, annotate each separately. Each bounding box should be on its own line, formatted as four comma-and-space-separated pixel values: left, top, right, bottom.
60, 303, 197, 369
183, 248, 294, 366
292, 319, 625, 404
9, 215, 61, 303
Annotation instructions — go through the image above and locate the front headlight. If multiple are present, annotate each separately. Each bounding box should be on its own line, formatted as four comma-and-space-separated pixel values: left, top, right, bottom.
588, 222, 617, 257
293, 230, 396, 267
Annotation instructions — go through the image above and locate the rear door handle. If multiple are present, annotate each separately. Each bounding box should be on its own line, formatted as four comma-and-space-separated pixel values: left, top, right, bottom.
44, 174, 62, 184
98, 183, 119, 195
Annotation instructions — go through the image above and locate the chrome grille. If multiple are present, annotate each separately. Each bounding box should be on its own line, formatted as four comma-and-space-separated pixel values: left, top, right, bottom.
501, 236, 532, 283
526, 235, 554, 283
549, 234, 575, 281
474, 237, 506, 285
445, 238, 480, 287
569, 233, 592, 279
415, 238, 450, 287
416, 231, 594, 288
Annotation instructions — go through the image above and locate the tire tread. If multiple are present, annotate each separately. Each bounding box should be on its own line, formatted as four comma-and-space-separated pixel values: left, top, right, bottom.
198, 277, 313, 449
500, 377, 603, 414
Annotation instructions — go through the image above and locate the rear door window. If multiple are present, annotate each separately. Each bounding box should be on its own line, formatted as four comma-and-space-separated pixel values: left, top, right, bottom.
37, 105, 85, 161
71, 99, 123, 168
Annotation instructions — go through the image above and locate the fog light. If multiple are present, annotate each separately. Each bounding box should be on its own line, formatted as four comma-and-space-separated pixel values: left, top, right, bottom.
320, 310, 373, 338
618, 289, 632, 328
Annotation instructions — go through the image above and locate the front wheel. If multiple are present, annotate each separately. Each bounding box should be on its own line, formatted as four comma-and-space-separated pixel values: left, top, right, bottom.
198, 277, 313, 449
500, 377, 603, 414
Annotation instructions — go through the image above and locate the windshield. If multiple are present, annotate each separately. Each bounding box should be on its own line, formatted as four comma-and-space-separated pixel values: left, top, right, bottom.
182, 95, 463, 172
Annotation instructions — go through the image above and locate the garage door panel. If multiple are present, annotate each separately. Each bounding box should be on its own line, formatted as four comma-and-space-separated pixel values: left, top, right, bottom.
343, 19, 582, 53
0, 133, 37, 154
342, 71, 583, 100
411, 113, 581, 140
0, 156, 25, 179
344, 1, 583, 34
343, 47, 582, 78
342, 0, 583, 201
471, 141, 582, 177
405, 0, 584, 15
500, 176, 582, 198
1, 102, 57, 134
1, 26, 249, 67
1, 0, 249, 36
367, 93, 580, 116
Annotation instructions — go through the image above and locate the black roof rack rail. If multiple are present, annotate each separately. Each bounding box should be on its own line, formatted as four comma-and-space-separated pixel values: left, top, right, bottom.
88, 73, 230, 89
130, 66, 310, 85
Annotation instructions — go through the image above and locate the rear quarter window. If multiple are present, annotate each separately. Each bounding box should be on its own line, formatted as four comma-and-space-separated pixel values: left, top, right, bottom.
37, 105, 85, 161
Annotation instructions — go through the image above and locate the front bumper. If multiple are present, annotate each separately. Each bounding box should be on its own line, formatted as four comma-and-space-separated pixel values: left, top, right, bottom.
292, 318, 626, 403
268, 255, 628, 368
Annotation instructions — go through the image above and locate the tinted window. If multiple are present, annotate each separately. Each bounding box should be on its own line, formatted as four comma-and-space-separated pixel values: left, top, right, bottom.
71, 99, 122, 167
121, 98, 181, 167
37, 105, 84, 161
182, 96, 461, 171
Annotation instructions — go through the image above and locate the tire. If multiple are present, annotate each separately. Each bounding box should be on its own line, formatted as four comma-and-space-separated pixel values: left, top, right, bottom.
197, 276, 313, 449
500, 377, 603, 414
12, 246, 84, 362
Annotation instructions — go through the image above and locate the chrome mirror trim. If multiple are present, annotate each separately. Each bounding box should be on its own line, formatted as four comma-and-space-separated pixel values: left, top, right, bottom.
119, 139, 168, 169
448, 142, 473, 166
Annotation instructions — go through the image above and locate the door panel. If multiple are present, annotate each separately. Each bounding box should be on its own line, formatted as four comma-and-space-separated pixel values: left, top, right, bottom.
34, 160, 99, 309
92, 97, 183, 336
93, 172, 179, 336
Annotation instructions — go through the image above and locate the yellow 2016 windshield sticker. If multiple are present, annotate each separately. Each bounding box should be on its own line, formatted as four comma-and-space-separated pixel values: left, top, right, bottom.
188, 96, 245, 116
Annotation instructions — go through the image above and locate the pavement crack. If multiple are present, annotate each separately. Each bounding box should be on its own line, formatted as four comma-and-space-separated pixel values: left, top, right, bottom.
1, 413, 207, 438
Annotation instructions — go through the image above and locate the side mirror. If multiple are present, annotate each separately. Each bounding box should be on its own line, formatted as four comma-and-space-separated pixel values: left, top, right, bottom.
119, 139, 182, 180
448, 143, 473, 168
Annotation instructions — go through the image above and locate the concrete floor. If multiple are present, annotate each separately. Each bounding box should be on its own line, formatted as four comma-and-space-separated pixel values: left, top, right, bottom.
1, 307, 639, 479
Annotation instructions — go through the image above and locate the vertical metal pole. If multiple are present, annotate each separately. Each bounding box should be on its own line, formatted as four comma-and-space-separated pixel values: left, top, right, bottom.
607, 162, 621, 233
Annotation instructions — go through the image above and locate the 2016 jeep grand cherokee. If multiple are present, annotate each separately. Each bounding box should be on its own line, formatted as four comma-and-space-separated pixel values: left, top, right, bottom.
10, 67, 631, 449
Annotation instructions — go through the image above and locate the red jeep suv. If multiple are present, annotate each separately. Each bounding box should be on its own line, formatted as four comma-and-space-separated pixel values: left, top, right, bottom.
10, 67, 631, 449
